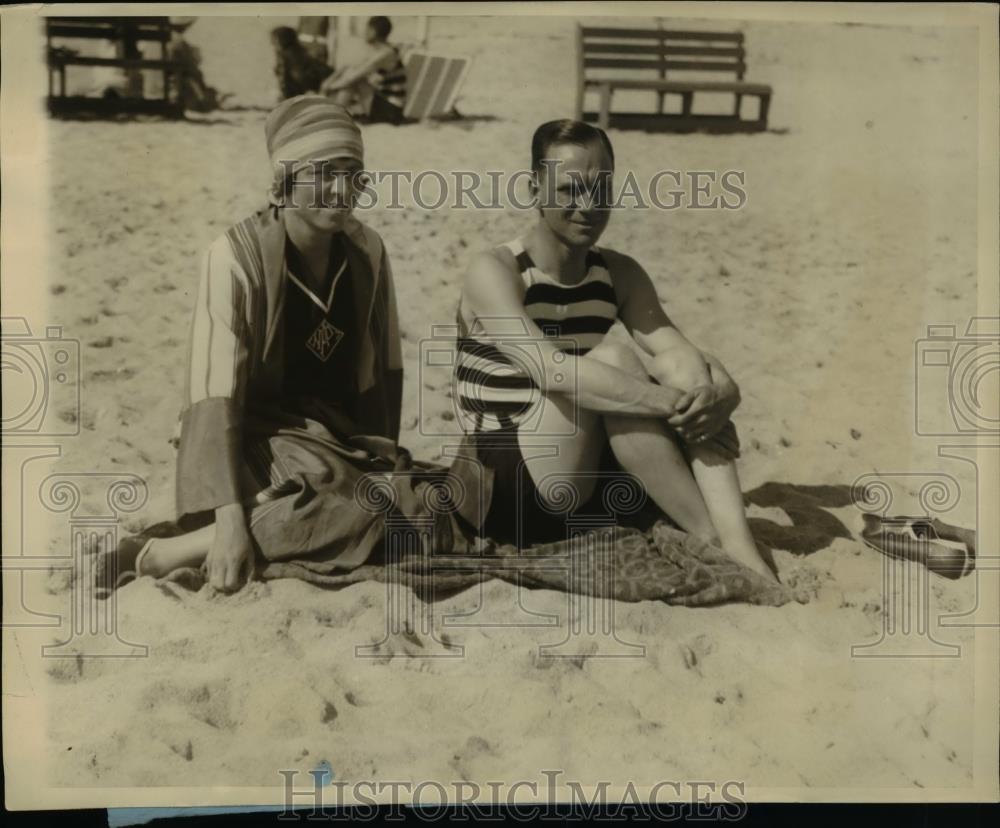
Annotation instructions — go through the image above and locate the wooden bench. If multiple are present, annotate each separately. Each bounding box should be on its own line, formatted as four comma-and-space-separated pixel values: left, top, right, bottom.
46, 17, 184, 118
575, 25, 772, 133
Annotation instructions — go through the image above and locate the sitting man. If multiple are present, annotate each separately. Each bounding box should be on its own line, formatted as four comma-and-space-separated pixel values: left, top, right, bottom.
96, 96, 405, 596
453, 119, 776, 580
320, 16, 407, 124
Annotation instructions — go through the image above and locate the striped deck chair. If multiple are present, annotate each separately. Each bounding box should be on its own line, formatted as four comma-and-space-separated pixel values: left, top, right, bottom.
402, 51, 471, 120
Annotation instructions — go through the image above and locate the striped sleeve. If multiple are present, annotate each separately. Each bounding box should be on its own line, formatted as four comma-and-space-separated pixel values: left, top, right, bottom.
380, 245, 403, 375
377, 241, 403, 442
175, 235, 252, 523
185, 236, 250, 407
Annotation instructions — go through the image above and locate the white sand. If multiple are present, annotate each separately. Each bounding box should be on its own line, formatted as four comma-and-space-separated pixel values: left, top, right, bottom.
31, 15, 986, 794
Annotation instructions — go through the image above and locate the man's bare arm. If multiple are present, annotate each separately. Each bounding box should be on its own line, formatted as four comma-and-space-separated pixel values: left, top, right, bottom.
608, 249, 709, 368
462, 251, 682, 417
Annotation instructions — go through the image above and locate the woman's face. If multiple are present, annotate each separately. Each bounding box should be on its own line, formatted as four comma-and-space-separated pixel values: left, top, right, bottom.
284, 157, 365, 233
534, 141, 613, 248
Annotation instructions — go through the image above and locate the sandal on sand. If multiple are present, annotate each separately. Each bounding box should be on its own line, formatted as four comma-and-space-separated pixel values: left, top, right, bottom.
94, 521, 185, 600
860, 514, 975, 580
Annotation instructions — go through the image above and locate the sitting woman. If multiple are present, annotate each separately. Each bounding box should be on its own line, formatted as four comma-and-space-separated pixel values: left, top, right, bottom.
319, 16, 407, 125
95, 97, 404, 597
453, 119, 775, 580
270, 26, 334, 100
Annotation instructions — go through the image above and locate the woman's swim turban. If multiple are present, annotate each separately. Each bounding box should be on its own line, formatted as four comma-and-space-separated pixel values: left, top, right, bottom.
264, 95, 364, 176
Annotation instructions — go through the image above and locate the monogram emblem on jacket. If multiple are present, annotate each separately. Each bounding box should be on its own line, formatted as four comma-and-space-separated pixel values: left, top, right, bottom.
306, 319, 344, 362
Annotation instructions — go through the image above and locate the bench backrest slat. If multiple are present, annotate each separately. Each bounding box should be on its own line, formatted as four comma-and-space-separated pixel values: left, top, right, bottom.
46, 17, 173, 43
583, 43, 743, 58
583, 58, 745, 73
583, 57, 665, 71
580, 27, 743, 42
578, 25, 748, 80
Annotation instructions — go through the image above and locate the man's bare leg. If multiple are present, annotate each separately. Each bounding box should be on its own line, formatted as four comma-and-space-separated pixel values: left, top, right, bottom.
328, 80, 374, 116
583, 341, 720, 543
518, 389, 605, 511
646, 351, 776, 580
685, 446, 775, 579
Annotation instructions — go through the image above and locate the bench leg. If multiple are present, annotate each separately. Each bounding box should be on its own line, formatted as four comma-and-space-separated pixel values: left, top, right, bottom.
598, 84, 611, 130
733, 93, 743, 119
657, 90, 666, 115
575, 82, 585, 121
758, 93, 771, 130
680, 91, 693, 118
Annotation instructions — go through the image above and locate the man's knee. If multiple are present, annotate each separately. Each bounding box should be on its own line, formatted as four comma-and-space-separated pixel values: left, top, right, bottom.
649, 349, 708, 391
586, 340, 647, 379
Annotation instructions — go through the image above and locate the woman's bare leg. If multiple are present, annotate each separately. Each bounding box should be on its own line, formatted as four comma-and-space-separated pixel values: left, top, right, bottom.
141, 525, 213, 577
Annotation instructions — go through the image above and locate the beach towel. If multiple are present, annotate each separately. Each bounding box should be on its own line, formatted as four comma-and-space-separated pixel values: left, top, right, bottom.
157, 518, 803, 608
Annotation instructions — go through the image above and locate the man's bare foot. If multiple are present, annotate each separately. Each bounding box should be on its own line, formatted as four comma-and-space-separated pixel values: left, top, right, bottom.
726, 542, 780, 583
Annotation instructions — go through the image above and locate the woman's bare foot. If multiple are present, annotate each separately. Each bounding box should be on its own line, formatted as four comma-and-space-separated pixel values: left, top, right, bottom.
93, 521, 184, 599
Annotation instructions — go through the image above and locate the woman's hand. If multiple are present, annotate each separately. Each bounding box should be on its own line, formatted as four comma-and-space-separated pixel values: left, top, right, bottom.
204, 503, 254, 592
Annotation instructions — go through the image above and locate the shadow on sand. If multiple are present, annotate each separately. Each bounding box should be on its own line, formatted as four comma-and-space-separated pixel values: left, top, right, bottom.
401, 111, 501, 130
744, 481, 855, 556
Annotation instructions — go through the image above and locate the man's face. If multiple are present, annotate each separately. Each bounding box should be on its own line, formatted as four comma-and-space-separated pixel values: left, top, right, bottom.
364, 24, 377, 44
535, 141, 613, 248
285, 157, 365, 233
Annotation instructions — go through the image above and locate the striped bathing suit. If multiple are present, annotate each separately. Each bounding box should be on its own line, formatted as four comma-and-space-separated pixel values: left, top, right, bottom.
455, 238, 619, 432
371, 46, 407, 109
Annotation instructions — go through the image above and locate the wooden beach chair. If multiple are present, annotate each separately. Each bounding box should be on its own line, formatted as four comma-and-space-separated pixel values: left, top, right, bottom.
45, 16, 184, 118
402, 51, 471, 120
575, 24, 772, 133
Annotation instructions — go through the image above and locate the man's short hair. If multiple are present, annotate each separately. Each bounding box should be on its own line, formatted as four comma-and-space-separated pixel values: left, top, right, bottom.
367, 16, 392, 40
530, 119, 615, 175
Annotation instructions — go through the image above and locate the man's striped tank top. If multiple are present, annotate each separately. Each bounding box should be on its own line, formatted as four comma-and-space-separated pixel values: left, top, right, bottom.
454, 238, 619, 432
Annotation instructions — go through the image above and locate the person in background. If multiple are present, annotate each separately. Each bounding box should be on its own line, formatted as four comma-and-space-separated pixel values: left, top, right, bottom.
92, 20, 143, 100
271, 26, 334, 100
320, 16, 407, 125
167, 19, 227, 112
296, 16, 335, 68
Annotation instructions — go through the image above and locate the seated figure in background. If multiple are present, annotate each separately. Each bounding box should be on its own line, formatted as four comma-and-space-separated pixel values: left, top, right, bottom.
271, 26, 334, 100
167, 20, 227, 112
320, 16, 407, 125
